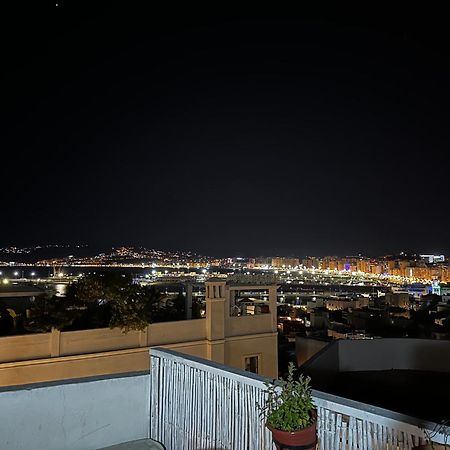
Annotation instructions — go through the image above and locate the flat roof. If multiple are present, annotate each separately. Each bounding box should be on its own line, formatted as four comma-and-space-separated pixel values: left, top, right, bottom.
312, 369, 450, 423
0, 285, 45, 297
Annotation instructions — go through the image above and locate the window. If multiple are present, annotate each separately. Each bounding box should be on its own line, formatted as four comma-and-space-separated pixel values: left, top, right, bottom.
244, 355, 259, 374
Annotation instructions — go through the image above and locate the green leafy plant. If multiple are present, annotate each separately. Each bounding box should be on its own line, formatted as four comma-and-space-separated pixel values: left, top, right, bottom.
260, 362, 315, 432
24, 295, 80, 332
69, 273, 166, 332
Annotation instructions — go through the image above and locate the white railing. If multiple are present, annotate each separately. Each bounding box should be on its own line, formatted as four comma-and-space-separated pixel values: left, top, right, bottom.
149, 348, 446, 450
150, 348, 273, 450
313, 393, 426, 449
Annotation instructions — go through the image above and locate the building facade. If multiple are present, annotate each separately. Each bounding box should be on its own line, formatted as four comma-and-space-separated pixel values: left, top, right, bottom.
0, 279, 278, 386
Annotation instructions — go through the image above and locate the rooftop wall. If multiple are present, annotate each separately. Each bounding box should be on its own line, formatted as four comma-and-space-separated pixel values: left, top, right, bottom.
147, 319, 206, 345
295, 336, 330, 367
60, 327, 142, 356
303, 338, 450, 374
0, 372, 150, 450
0, 313, 276, 384
226, 314, 273, 336
0, 281, 278, 385
0, 319, 207, 365
0, 333, 51, 362
338, 338, 450, 373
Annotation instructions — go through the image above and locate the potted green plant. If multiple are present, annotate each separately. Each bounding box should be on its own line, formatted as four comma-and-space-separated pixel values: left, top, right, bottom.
260, 362, 317, 450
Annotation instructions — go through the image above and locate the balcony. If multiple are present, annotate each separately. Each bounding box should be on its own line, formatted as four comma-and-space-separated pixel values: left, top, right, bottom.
0, 347, 447, 449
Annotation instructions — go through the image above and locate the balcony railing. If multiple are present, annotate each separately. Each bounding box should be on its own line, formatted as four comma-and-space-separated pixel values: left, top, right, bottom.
0, 348, 447, 449
150, 348, 273, 449
150, 348, 447, 450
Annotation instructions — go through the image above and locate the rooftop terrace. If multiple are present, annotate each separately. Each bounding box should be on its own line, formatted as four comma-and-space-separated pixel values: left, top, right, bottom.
0, 346, 448, 449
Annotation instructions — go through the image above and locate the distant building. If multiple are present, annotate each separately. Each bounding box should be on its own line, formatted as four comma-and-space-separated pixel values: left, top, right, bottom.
325, 297, 369, 311
384, 292, 410, 309
306, 297, 325, 310
431, 279, 441, 296
370, 263, 383, 275
349, 307, 389, 330
392, 284, 429, 299
0, 284, 45, 312
271, 257, 299, 268
310, 308, 329, 329
442, 286, 450, 303
301, 257, 321, 269
420, 254, 445, 263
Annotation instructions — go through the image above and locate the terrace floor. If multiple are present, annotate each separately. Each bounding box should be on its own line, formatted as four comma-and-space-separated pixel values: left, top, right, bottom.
315, 369, 450, 423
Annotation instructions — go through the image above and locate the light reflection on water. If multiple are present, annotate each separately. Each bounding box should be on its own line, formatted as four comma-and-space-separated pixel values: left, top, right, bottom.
54, 283, 67, 297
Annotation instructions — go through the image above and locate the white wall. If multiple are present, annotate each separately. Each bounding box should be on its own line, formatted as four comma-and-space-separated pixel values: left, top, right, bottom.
0, 373, 150, 450
303, 339, 450, 374
338, 339, 450, 373
295, 336, 329, 367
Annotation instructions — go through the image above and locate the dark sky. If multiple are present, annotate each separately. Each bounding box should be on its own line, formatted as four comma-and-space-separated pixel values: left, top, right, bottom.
2, 3, 449, 257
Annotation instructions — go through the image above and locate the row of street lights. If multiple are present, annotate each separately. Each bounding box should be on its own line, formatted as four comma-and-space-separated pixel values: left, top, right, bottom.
0, 271, 36, 278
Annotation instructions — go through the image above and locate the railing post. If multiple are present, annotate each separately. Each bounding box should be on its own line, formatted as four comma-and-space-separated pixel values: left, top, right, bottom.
139, 327, 148, 347
50, 327, 60, 357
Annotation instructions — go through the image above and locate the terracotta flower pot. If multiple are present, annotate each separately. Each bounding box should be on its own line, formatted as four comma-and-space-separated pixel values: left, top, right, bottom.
267, 418, 317, 450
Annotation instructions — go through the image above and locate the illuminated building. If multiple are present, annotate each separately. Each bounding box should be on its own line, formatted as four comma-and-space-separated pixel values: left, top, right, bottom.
271, 257, 300, 268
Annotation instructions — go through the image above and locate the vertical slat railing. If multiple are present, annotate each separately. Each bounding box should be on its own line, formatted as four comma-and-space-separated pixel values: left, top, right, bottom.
313, 392, 448, 450
150, 348, 274, 450
150, 348, 446, 450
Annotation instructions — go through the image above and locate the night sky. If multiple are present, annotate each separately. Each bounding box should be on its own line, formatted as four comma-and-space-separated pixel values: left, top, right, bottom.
2, 3, 449, 257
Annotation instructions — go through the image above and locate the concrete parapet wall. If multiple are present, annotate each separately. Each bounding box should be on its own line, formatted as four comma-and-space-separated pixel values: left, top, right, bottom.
338, 338, 450, 373
0, 281, 279, 385
0, 372, 150, 450
303, 338, 450, 374
227, 314, 273, 337
0, 333, 51, 362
